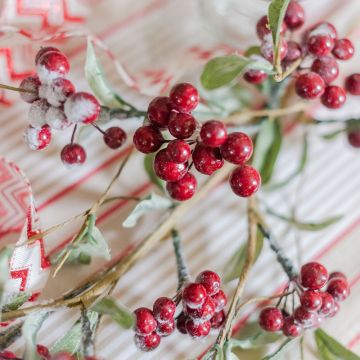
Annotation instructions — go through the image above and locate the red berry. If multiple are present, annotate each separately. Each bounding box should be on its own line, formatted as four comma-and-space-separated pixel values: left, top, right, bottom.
220, 132, 253, 165
300, 290, 322, 312
308, 22, 337, 41
295, 72, 325, 99
328, 302, 340, 318
28, 98, 49, 128
103, 127, 127, 149
211, 289, 227, 312
134, 332, 160, 352
154, 149, 187, 182
156, 319, 175, 337
327, 278, 350, 302
284, 1, 305, 30
229, 165, 261, 197
259, 307, 284, 332
186, 296, 216, 322
46, 78, 75, 107
166, 172, 197, 201
37, 51, 70, 83
185, 319, 211, 338
243, 70, 268, 84
329, 271, 347, 281
153, 297, 176, 323
282, 316, 302, 337
200, 120, 227, 148
50, 353, 75, 360
348, 131, 360, 148
210, 310, 225, 329
321, 85, 346, 109
46, 107, 71, 130
311, 56, 339, 84
168, 112, 197, 139
294, 306, 315, 327
60, 143, 86, 167
147, 96, 173, 128
64, 92, 100, 124
284, 41, 302, 62
307, 34, 334, 57
20, 75, 41, 103
196, 270, 221, 296
170, 83, 199, 113
24, 125, 52, 151
318, 292, 335, 316
166, 139, 191, 163
176, 312, 188, 334
133, 125, 163, 153
182, 283, 207, 309
300, 262, 328, 290
345, 74, 360, 95
261, 38, 288, 63
332, 38, 355, 60
134, 308, 157, 335
256, 15, 286, 40
0, 350, 17, 359
37, 344, 50, 360
35, 46, 60, 64
192, 143, 224, 175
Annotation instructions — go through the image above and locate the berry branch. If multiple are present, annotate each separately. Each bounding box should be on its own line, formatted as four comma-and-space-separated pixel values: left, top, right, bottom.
171, 229, 190, 291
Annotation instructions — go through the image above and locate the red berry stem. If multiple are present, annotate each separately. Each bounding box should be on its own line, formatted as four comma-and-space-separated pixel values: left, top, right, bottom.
70, 124, 78, 144
171, 229, 190, 291
91, 122, 107, 136
0, 82, 37, 94
109, 106, 147, 119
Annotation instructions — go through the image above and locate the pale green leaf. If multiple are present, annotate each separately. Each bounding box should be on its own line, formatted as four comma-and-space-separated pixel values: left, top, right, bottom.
268, 0, 290, 48
262, 338, 293, 359
2, 292, 30, 312
92, 297, 134, 329
122, 192, 173, 228
144, 153, 164, 191
315, 329, 360, 360
230, 331, 282, 350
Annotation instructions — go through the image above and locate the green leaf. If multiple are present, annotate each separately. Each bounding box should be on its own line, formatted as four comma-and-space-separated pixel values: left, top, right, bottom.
322, 129, 345, 140
268, 0, 290, 51
122, 192, 173, 228
85, 39, 125, 108
50, 311, 99, 355
224, 229, 264, 282
201, 55, 273, 90
245, 46, 262, 57
252, 119, 282, 185
262, 338, 293, 360
231, 330, 282, 350
144, 153, 164, 191
92, 297, 134, 329
23, 311, 49, 360
2, 292, 30, 312
266, 134, 308, 190
315, 329, 360, 360
267, 209, 343, 231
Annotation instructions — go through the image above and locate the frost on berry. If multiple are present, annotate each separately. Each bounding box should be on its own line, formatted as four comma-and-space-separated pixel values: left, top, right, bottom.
185, 296, 216, 322
28, 99, 49, 128
185, 319, 211, 338
153, 297, 176, 323
45, 106, 71, 130
134, 332, 161, 352
211, 289, 227, 312
64, 92, 100, 124
19, 75, 40, 103
134, 308, 157, 335
36, 51, 70, 83
24, 125, 52, 150
182, 283, 207, 309
156, 319, 175, 337
35, 46, 61, 64
46, 78, 75, 107
196, 270, 221, 296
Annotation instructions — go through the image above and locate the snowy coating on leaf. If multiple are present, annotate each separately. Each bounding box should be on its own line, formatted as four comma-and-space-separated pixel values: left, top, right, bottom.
122, 193, 173, 228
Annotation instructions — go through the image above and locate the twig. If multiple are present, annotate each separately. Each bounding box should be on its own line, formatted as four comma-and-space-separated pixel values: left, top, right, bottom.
274, 57, 302, 82
81, 307, 94, 357
171, 229, 190, 290
0, 83, 36, 94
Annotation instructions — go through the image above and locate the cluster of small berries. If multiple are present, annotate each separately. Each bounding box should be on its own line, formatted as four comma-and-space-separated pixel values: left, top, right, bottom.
19, 46, 127, 167
258, 262, 350, 338
133, 270, 227, 352
133, 82, 261, 200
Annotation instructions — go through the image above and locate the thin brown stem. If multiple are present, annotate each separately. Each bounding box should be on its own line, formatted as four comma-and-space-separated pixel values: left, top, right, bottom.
0, 83, 36, 94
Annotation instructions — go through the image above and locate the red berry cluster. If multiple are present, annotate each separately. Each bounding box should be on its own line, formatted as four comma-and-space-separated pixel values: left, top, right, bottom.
19, 46, 127, 167
133, 270, 227, 352
244, 1, 357, 110
133, 82, 261, 200
259, 262, 350, 338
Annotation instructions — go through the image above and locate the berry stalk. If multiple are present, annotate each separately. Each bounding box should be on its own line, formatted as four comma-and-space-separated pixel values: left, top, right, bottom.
0, 82, 37, 94
171, 229, 190, 291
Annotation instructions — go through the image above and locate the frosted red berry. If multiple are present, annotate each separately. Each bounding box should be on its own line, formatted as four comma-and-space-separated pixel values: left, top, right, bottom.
168, 112, 196, 139
35, 46, 60, 64
20, 75, 41, 103
259, 307, 284, 332
166, 172, 197, 201
210, 310, 225, 329
332, 39, 355, 60
220, 132, 253, 165
46, 78, 75, 107
133, 125, 163, 154
166, 139, 191, 163
147, 96, 173, 128
176, 312, 188, 334
327, 278, 349, 302
345, 74, 360, 95
348, 131, 360, 148
261, 38, 288, 63
295, 72, 325, 99
318, 292, 335, 316
229, 165, 261, 197
294, 306, 315, 327
321, 85, 346, 109
300, 262, 328, 290
282, 316, 302, 337
307, 34, 334, 57
134, 308, 157, 335
300, 290, 322, 312
311, 56, 339, 84
284, 1, 305, 30
24, 125, 52, 150
64, 92, 100, 124
28, 99, 49, 128
256, 16, 286, 40
152, 297, 176, 323
329, 271, 347, 281
185, 319, 211, 338
134, 332, 161, 352
37, 344, 50, 359
196, 270, 221, 296
186, 296, 216, 322
45, 107, 71, 130
284, 41, 302, 62
211, 289, 227, 312
154, 149, 187, 182
243, 70, 268, 84
200, 120, 227, 148
182, 283, 207, 309
37, 51, 70, 83
169, 83, 199, 113
156, 319, 175, 337
103, 127, 127, 149
192, 143, 224, 175
60, 143, 86, 167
